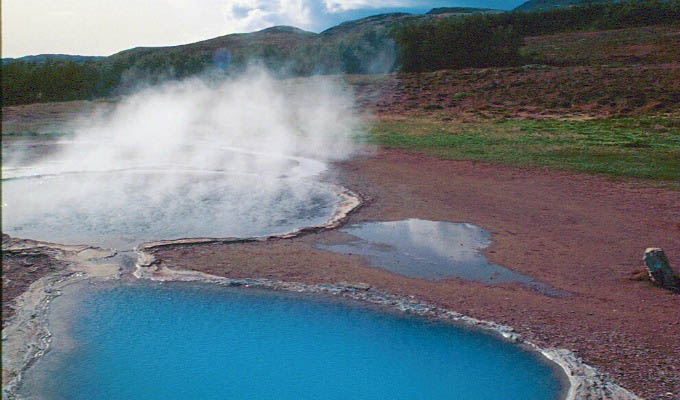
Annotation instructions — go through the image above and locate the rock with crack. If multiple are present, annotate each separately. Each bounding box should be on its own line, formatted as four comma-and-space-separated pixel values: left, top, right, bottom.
643, 248, 680, 293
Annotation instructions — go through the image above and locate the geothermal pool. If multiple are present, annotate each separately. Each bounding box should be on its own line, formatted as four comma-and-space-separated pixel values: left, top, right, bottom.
1, 140, 337, 249
2, 170, 338, 249
18, 282, 564, 400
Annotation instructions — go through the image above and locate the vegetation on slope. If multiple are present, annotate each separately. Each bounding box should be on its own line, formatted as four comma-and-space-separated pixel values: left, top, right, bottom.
514, 0, 654, 12
1, 60, 102, 105
393, 16, 523, 72
393, 0, 680, 72
348, 23, 679, 183
522, 25, 680, 66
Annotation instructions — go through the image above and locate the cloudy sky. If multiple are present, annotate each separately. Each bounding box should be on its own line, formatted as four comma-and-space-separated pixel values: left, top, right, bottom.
2, 0, 526, 58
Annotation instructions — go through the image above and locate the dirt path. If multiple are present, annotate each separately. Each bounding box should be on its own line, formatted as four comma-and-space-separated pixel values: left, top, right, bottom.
153, 148, 680, 399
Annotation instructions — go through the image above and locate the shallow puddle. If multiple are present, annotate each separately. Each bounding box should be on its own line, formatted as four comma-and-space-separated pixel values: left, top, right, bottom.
317, 219, 565, 296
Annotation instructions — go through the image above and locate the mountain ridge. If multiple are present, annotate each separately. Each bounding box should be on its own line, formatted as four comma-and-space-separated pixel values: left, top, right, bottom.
5, 7, 507, 61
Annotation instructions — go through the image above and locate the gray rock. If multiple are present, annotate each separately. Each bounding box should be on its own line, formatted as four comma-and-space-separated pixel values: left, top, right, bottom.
338, 281, 371, 291
644, 248, 680, 293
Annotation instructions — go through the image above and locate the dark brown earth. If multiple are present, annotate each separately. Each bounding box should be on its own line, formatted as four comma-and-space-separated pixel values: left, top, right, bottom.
152, 149, 680, 399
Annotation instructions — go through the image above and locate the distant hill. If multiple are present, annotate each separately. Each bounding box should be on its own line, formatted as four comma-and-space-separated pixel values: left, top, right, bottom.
2, 54, 103, 64
426, 7, 503, 14
319, 13, 416, 36
111, 25, 316, 59
105, 25, 319, 80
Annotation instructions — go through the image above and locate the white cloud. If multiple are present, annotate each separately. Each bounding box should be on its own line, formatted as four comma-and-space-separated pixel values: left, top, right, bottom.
1, 0, 316, 57
1, 0, 425, 57
218, 0, 313, 33
280, 0, 313, 26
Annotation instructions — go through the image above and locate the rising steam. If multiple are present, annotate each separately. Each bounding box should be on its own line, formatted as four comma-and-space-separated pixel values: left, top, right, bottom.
2, 68, 367, 249
53, 67, 364, 175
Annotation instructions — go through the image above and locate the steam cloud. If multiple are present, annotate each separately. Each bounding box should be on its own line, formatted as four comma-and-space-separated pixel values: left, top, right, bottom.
2, 68, 368, 249
55, 67, 365, 175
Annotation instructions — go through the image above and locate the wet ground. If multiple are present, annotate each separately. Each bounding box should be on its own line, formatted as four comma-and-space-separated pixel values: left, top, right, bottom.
1, 239, 69, 327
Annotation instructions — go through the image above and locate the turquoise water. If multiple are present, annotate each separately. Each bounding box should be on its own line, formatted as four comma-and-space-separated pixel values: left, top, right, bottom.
21, 282, 564, 399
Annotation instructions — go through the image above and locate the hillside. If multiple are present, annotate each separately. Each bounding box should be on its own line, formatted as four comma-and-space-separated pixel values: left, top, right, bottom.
1, 11, 414, 105
319, 13, 415, 36
2, 54, 103, 64
514, 0, 652, 11
103, 25, 320, 83
426, 7, 503, 14
2, 1, 678, 106
110, 26, 317, 61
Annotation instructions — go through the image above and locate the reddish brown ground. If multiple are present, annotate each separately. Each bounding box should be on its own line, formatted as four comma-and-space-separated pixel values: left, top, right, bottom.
153, 149, 680, 399
1, 100, 112, 135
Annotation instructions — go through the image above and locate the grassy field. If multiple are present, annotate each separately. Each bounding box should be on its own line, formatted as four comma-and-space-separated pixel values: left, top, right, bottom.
369, 116, 680, 184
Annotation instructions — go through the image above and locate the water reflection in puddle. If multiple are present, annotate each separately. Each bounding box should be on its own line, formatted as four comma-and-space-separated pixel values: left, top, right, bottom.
317, 219, 566, 296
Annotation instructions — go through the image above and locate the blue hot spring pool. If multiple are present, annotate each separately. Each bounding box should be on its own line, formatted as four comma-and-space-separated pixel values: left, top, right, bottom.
19, 282, 565, 399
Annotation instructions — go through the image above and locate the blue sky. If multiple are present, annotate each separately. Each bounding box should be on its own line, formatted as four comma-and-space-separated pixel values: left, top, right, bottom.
2, 0, 526, 58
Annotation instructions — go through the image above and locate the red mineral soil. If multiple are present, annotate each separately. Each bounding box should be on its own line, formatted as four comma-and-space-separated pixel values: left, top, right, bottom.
152, 149, 680, 399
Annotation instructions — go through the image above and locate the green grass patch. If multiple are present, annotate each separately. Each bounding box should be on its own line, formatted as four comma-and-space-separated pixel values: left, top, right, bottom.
368, 116, 680, 183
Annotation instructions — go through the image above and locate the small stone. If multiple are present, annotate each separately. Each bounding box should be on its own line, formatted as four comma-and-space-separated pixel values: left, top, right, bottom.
338, 281, 371, 291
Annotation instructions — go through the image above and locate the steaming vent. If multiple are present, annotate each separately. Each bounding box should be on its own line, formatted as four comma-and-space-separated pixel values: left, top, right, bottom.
1, 68, 365, 250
